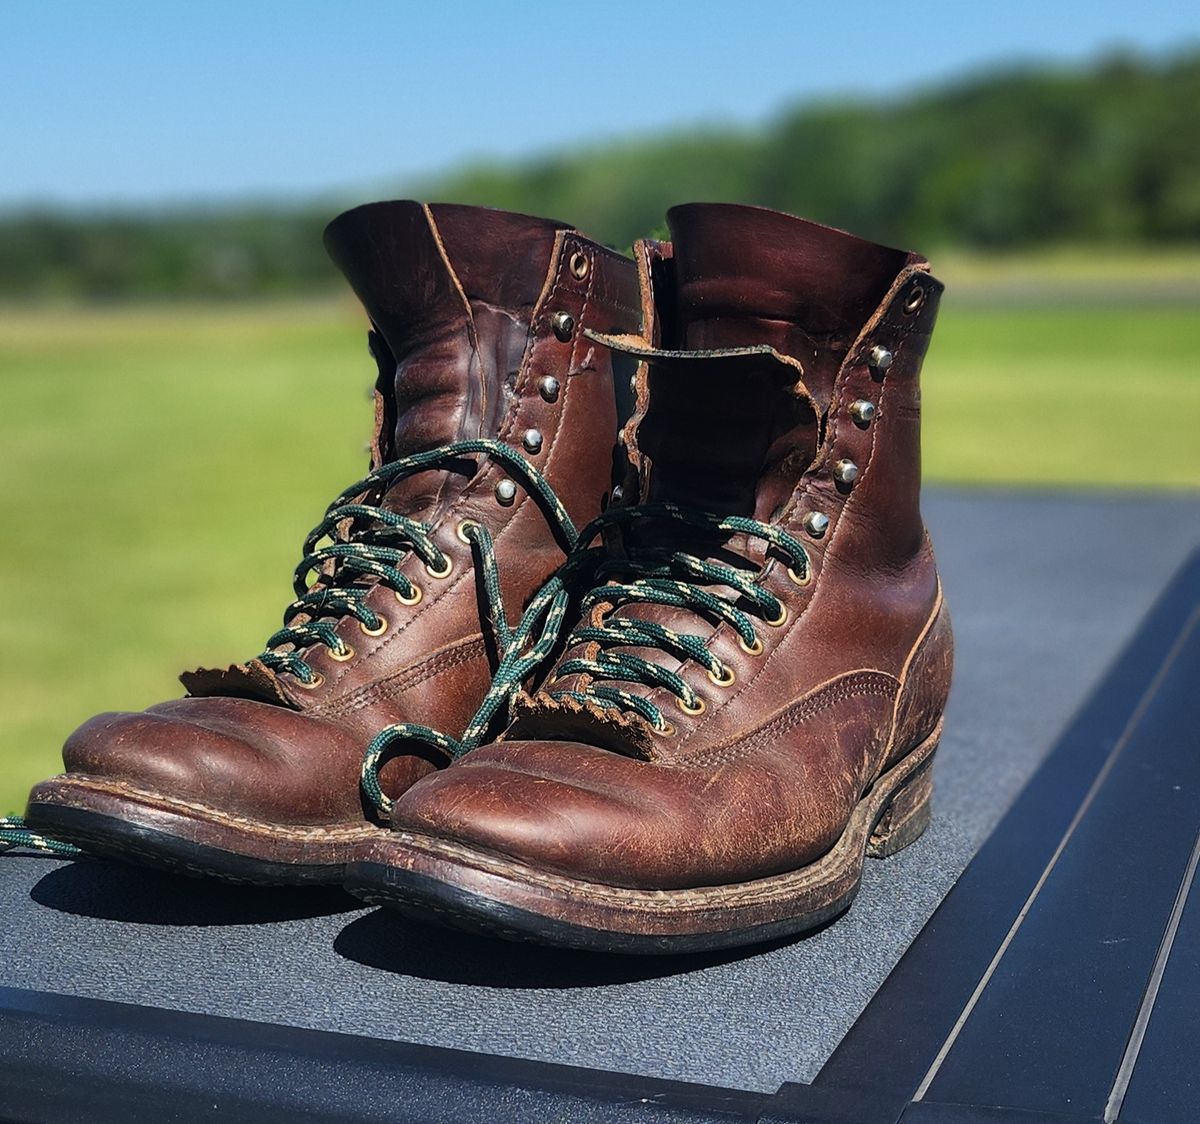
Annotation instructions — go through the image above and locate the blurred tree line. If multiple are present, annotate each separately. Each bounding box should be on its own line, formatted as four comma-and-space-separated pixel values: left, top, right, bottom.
2, 49, 1197, 301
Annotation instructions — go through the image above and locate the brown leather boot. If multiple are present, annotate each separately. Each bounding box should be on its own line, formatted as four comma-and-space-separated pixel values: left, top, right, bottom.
24, 201, 640, 884
347, 203, 954, 952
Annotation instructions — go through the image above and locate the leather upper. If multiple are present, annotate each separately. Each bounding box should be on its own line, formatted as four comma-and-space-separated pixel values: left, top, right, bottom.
59, 202, 641, 826
389, 203, 954, 888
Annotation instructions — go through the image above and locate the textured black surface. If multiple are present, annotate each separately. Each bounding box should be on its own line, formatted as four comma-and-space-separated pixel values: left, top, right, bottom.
2, 487, 1199, 1098
814, 547, 1200, 1123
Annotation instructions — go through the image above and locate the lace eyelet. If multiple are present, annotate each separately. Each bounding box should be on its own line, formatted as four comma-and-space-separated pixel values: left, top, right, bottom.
329, 644, 355, 663
765, 603, 789, 627
656, 721, 676, 738
739, 635, 764, 656
395, 585, 423, 607
677, 695, 707, 717
787, 565, 812, 587
708, 664, 736, 687
425, 555, 453, 579
569, 251, 590, 280
456, 519, 482, 544
359, 615, 388, 637
293, 673, 324, 690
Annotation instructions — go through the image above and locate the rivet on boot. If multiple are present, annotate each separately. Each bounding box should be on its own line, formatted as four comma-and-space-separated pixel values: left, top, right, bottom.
539, 375, 560, 402
850, 399, 876, 426
868, 345, 894, 370
551, 312, 575, 341
522, 429, 543, 454
495, 479, 518, 506
833, 459, 859, 486
803, 511, 830, 538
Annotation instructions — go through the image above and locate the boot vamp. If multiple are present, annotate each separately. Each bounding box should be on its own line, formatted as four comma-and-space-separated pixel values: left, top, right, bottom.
390, 674, 897, 890
61, 696, 426, 826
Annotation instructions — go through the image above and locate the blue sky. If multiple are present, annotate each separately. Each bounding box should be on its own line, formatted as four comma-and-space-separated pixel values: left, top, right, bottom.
2, 0, 1196, 209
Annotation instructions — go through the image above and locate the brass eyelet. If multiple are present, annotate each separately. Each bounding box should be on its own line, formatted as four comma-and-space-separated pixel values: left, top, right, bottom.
425, 555, 453, 579
359, 615, 388, 637
656, 721, 676, 738
787, 565, 812, 587
765, 603, 789, 627
677, 695, 707, 717
456, 519, 482, 544
739, 635, 764, 656
395, 585, 423, 606
329, 644, 355, 663
708, 664, 736, 687
903, 285, 925, 314
294, 673, 324, 690
569, 251, 589, 280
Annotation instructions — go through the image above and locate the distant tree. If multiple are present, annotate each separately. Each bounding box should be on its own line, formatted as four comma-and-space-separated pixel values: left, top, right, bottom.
1, 49, 1196, 300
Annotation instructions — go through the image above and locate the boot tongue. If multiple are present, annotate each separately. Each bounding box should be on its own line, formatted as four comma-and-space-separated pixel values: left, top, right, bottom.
324, 200, 569, 516
636, 205, 907, 521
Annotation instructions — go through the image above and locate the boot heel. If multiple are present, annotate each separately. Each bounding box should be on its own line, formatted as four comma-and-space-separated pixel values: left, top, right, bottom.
867, 752, 935, 859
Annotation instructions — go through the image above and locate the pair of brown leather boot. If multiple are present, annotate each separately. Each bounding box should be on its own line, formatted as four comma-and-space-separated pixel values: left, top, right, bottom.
20, 199, 953, 954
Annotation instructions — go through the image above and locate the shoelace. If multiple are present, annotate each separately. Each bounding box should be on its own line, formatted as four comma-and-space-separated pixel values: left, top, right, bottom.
359, 502, 811, 814
257, 438, 575, 684
545, 503, 810, 731
1, 438, 574, 857
0, 816, 81, 856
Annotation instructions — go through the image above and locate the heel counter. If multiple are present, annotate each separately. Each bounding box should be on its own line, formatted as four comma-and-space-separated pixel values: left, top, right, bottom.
887, 588, 954, 766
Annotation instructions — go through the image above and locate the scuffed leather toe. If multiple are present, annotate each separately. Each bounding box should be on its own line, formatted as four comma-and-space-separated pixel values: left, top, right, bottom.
60, 697, 418, 826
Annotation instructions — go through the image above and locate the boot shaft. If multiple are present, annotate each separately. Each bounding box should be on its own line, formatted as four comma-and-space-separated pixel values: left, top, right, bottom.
325, 200, 639, 530
624, 203, 940, 563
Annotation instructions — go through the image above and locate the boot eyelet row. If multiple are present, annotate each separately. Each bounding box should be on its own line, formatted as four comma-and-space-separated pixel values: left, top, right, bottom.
329, 644, 356, 663
395, 585, 423, 607
739, 635, 764, 656
765, 603, 789, 627
359, 616, 388, 637
425, 555, 453, 579
678, 695, 706, 717
708, 664, 736, 687
294, 673, 325, 690
656, 721, 676, 738
456, 519, 482, 544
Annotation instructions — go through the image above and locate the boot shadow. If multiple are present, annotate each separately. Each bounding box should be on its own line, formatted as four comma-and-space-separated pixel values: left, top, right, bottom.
30, 859, 361, 926
333, 906, 829, 988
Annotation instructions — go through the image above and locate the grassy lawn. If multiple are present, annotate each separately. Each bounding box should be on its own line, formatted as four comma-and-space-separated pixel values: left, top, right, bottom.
2, 263, 1197, 813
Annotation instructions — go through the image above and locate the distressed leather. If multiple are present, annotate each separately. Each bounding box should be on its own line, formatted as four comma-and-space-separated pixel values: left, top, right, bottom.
53, 201, 641, 828
388, 203, 954, 889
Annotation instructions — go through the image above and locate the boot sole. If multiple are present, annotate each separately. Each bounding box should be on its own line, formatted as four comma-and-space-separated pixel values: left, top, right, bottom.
343, 721, 941, 954
25, 775, 379, 885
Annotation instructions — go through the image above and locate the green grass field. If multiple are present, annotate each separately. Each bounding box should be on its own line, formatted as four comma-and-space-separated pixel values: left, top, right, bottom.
2, 257, 1198, 813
